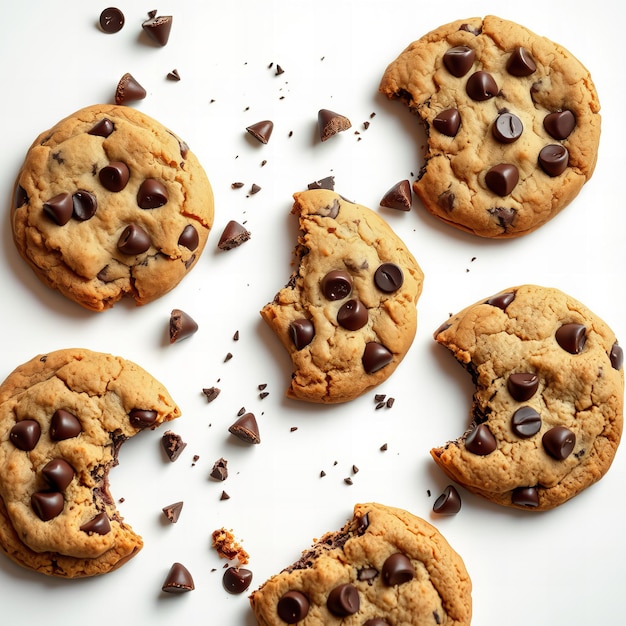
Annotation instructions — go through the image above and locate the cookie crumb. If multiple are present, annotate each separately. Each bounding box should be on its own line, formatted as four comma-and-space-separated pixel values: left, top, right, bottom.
212, 528, 249, 565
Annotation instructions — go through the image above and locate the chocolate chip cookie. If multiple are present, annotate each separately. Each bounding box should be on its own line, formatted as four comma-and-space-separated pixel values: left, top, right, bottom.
260, 190, 424, 403
432, 285, 623, 510
249, 502, 472, 625
12, 104, 214, 311
0, 348, 181, 577
379, 15, 600, 238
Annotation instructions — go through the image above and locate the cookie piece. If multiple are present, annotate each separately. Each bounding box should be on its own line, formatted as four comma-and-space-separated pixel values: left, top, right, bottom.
260, 190, 423, 403
249, 502, 472, 625
379, 15, 600, 238
0, 348, 180, 577
11, 104, 214, 311
432, 285, 623, 510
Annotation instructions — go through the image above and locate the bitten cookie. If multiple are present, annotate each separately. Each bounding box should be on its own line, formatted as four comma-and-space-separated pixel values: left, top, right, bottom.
432, 285, 623, 510
250, 502, 472, 626
0, 348, 180, 577
379, 15, 600, 238
12, 104, 214, 311
260, 190, 423, 403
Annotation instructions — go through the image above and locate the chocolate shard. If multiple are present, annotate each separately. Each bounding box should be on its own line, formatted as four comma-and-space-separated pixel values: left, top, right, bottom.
202, 386, 221, 402
210, 457, 228, 481
380, 180, 412, 211
169, 309, 199, 343
307, 175, 335, 190
228, 413, 260, 444
115, 73, 147, 105
246, 120, 274, 144
162, 562, 195, 593
217, 220, 251, 250
142, 13, 173, 46
161, 430, 187, 462
318, 109, 352, 141
162, 501, 184, 523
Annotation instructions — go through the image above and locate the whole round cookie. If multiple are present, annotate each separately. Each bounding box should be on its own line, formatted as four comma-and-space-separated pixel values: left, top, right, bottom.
12, 104, 214, 311
260, 189, 424, 403
431, 285, 623, 511
249, 502, 472, 625
379, 15, 600, 238
0, 348, 181, 577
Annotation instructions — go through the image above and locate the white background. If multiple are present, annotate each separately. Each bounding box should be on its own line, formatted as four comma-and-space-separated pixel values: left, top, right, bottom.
1, 1, 624, 624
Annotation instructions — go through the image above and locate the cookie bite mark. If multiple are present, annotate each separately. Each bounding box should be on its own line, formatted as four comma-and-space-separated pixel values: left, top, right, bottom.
260, 190, 423, 403
431, 285, 623, 510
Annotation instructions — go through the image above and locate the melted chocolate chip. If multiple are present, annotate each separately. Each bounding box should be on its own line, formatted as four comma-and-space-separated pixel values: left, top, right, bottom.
433, 485, 462, 515
42, 459, 75, 491
129, 409, 158, 429
555, 323, 586, 354
228, 413, 261, 444
511, 406, 542, 438
72, 190, 98, 220
382, 553, 415, 586
289, 318, 315, 350
466, 71, 498, 101
246, 120, 274, 144
10, 420, 41, 451
327, 583, 360, 617
492, 112, 523, 143
321, 270, 352, 300
162, 562, 195, 593
362, 342, 393, 374
31, 491, 64, 521
50, 409, 82, 440
43, 192, 73, 226
538, 144, 569, 176
486, 291, 516, 310
374, 263, 404, 293
610, 343, 624, 370
543, 426, 576, 460
99, 161, 130, 192
465, 423, 497, 455
178, 224, 199, 250
337, 299, 368, 331
223, 567, 253, 594
544, 110, 576, 140
137, 179, 168, 209
511, 486, 540, 507
80, 512, 111, 535
506, 46, 537, 76
433, 108, 461, 137
380, 180, 412, 211
443, 46, 475, 77
117, 223, 151, 255
277, 591, 310, 623
88, 118, 115, 137
485, 163, 519, 195
507, 373, 539, 402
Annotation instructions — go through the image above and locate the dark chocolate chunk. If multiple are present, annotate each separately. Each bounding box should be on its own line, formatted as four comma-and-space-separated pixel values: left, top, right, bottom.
318, 109, 352, 141
610, 343, 624, 370
72, 190, 98, 221
117, 223, 151, 255
202, 387, 221, 402
321, 270, 352, 300
289, 318, 315, 350
129, 409, 158, 429
246, 120, 274, 144
277, 591, 310, 623
42, 459, 75, 491
162, 562, 195, 593
210, 457, 228, 481
443, 46, 475, 77
355, 512, 369, 534
220, 490, 230, 500
178, 224, 199, 250
362, 342, 393, 374
80, 512, 111, 535
217, 220, 251, 250
511, 486, 540, 507
543, 110, 576, 140
538, 144, 569, 176
31, 491, 64, 521
43, 192, 73, 226
50, 409, 82, 440
492, 112, 523, 143
486, 291, 515, 310
223, 567, 253, 594
433, 485, 462, 515
485, 163, 519, 195
142, 13, 173, 46
169, 309, 198, 343
555, 323, 586, 354
228, 413, 260, 444
374, 263, 404, 293
507, 373, 539, 402
379, 180, 412, 211
465, 423, 497, 455
162, 430, 187, 462
167, 69, 180, 81
466, 71, 498, 101
99, 7, 125, 33
13, 184, 29, 208
511, 406, 542, 438
433, 108, 461, 137
506, 46, 536, 76
115, 73, 147, 105
307, 175, 335, 190
337, 299, 368, 331
99, 161, 130, 192
88, 118, 115, 137
327, 583, 360, 617
137, 179, 168, 209
162, 501, 184, 523
382, 553, 415, 586
543, 426, 576, 460
9, 420, 41, 451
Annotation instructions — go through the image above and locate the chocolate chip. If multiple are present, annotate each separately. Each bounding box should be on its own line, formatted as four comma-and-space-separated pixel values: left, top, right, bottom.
555, 323, 587, 354
433, 108, 461, 137
228, 413, 260, 444
486, 291, 516, 310
162, 501, 184, 523
485, 163, 519, 195
99, 7, 125, 33
115, 73, 147, 105
222, 567, 253, 594
99, 161, 130, 192
162, 563, 195, 593
327, 583, 360, 617
42, 459, 75, 491
307, 175, 335, 190
117, 223, 151, 255
246, 120, 274, 144
31, 491, 64, 521
443, 46, 475, 77
511, 486, 540, 507
13, 184, 29, 208
167, 69, 180, 81
382, 553, 415, 586
379, 180, 412, 211
178, 224, 199, 251
88, 118, 115, 137
210, 457, 228, 481
433, 485, 462, 515
70, 190, 98, 221
543, 426, 576, 460
610, 343, 623, 370
10, 420, 41, 451
511, 406, 542, 438
374, 263, 404, 293
277, 591, 310, 623
50, 409, 82, 440
538, 144, 569, 176
137, 179, 168, 209
492, 112, 523, 143
202, 387, 221, 402
506, 46, 537, 76
162, 430, 187, 461
337, 299, 368, 331
169, 309, 198, 344
507, 373, 539, 402
465, 423, 497, 455
466, 71, 498, 101
43, 192, 73, 226
363, 620, 390, 626
355, 512, 369, 534
321, 270, 352, 300
129, 409, 158, 429
544, 110, 576, 140
289, 318, 315, 350
217, 220, 251, 250
80, 512, 111, 535
362, 342, 393, 374
142, 13, 173, 46
318, 109, 352, 141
